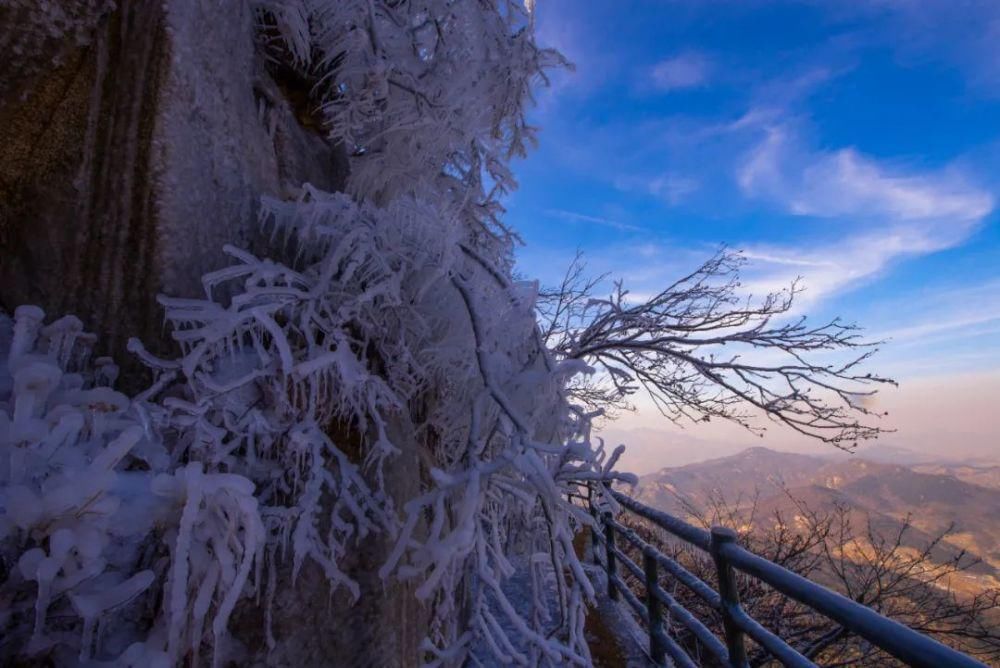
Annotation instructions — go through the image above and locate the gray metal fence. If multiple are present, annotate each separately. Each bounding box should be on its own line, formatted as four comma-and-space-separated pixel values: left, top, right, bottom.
575, 484, 987, 668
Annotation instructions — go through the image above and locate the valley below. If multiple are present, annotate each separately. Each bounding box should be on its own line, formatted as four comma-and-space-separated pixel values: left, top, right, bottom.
631, 446, 1000, 598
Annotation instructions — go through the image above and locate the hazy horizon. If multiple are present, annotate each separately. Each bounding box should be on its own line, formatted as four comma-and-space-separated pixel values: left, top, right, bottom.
597, 369, 1000, 475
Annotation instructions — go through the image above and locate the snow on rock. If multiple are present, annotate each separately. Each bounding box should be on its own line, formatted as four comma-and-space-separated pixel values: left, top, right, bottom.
0, 1, 627, 666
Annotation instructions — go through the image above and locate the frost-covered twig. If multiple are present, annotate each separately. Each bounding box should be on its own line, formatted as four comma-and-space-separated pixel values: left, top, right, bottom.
2, 2, 614, 666
539, 249, 895, 449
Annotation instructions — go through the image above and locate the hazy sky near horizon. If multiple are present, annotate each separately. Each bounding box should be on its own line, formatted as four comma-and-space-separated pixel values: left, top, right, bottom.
508, 1, 1000, 472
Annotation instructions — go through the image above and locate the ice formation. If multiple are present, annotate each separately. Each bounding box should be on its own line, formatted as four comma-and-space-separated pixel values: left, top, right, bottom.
1, 1, 624, 665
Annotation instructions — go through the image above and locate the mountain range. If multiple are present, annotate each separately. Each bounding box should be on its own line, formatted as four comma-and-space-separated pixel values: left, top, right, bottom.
630, 446, 1000, 595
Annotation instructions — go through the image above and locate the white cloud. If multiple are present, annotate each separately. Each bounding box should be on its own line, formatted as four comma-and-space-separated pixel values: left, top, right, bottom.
740, 132, 993, 225
738, 236, 910, 308
736, 126, 787, 197
734, 122, 995, 305
650, 52, 711, 91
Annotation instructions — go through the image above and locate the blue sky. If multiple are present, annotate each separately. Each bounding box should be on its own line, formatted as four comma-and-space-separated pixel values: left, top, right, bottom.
508, 1, 1000, 469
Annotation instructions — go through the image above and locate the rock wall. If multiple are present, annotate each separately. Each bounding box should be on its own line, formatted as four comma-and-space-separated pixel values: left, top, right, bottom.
0, 0, 347, 377
0, 2, 428, 665
232, 413, 431, 667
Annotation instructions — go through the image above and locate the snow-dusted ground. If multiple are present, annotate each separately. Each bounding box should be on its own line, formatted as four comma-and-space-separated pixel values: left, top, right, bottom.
469, 546, 657, 667
580, 537, 661, 668
467, 555, 565, 665
581, 561, 661, 667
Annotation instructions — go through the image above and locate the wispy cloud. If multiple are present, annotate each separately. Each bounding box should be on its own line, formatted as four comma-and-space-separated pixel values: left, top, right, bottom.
739, 128, 994, 224
883, 312, 1000, 344
531, 0, 619, 112
733, 120, 995, 305
739, 229, 988, 311
840, 1, 1000, 96
871, 280, 1000, 345
648, 174, 699, 204
740, 250, 834, 269
544, 208, 642, 232
615, 173, 699, 205
649, 51, 711, 92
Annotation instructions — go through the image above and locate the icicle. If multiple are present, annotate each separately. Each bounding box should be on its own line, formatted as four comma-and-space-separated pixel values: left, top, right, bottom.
167, 463, 204, 662
9, 305, 45, 367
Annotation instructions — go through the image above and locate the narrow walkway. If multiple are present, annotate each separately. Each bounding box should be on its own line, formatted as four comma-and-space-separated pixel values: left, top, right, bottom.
469, 534, 656, 665
468, 554, 563, 664
575, 530, 658, 667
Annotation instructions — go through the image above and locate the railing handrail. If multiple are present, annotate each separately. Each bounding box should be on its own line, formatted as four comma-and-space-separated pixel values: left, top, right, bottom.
577, 484, 988, 668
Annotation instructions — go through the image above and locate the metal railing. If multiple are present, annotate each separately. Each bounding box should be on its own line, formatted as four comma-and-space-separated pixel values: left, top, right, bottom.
572, 484, 987, 668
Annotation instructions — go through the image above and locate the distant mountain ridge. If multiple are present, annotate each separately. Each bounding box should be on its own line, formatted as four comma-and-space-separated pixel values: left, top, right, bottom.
911, 462, 1000, 491
828, 443, 1000, 470
631, 446, 1000, 593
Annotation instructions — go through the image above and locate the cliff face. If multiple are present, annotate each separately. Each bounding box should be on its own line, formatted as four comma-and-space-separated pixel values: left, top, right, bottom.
0, 3, 428, 665
0, 0, 346, 376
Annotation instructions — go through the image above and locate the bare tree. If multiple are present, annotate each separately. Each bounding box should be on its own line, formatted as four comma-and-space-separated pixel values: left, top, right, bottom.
616, 488, 1000, 666
538, 249, 895, 448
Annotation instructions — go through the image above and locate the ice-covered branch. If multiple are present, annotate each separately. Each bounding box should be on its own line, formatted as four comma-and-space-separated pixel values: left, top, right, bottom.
540, 249, 895, 448
3, 2, 612, 665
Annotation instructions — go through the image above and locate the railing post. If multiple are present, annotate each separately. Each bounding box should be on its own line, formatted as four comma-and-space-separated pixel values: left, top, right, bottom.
604, 511, 618, 601
710, 526, 749, 668
643, 546, 667, 666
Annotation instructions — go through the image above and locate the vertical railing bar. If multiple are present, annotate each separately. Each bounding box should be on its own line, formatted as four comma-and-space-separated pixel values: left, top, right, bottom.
604, 511, 619, 601
644, 545, 667, 666
711, 526, 750, 668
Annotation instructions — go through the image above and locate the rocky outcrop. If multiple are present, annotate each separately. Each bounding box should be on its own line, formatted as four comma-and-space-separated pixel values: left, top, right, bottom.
0, 0, 347, 380
0, 3, 434, 665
